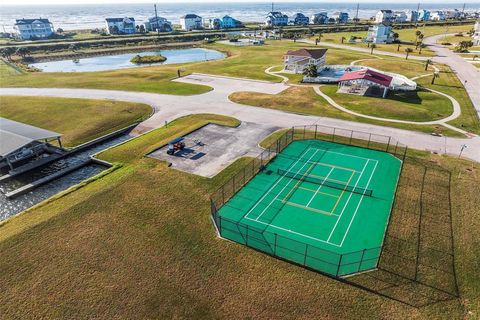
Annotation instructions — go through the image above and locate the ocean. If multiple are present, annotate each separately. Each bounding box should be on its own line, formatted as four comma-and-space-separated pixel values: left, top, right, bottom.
1, 2, 479, 32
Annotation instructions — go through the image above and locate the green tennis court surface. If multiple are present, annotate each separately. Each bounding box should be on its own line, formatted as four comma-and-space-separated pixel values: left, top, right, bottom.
217, 139, 402, 276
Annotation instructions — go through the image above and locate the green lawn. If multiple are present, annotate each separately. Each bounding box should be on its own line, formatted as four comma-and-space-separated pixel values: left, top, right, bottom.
229, 86, 459, 136
320, 85, 453, 122
312, 24, 475, 58
0, 96, 152, 147
0, 41, 371, 92
312, 30, 435, 57
356, 58, 480, 135
0, 114, 478, 318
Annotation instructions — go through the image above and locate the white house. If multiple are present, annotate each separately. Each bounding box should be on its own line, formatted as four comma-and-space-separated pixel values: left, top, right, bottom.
265, 11, 288, 27
366, 23, 393, 44
473, 19, 480, 46
105, 17, 136, 34
375, 10, 394, 24
14, 18, 54, 40
393, 11, 408, 23
283, 48, 327, 74
330, 12, 349, 24
310, 12, 328, 24
430, 11, 446, 21
180, 14, 203, 31
143, 16, 172, 32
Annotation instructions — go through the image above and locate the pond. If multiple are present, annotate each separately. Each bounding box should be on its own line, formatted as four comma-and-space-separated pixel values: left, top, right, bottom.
30, 48, 226, 72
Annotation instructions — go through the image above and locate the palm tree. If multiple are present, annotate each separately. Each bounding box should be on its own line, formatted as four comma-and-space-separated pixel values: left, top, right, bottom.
419, 43, 426, 54
317, 33, 323, 44
1, 47, 16, 61
15, 47, 30, 59
393, 32, 399, 42
415, 30, 421, 42
405, 48, 413, 60
425, 59, 432, 71
69, 43, 79, 52
370, 44, 376, 54
431, 71, 439, 84
303, 64, 318, 78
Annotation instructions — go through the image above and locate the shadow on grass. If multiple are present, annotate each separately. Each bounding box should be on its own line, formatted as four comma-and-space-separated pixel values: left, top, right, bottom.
345, 158, 459, 307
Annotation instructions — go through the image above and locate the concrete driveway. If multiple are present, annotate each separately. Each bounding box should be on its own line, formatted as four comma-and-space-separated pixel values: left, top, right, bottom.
1, 73, 479, 162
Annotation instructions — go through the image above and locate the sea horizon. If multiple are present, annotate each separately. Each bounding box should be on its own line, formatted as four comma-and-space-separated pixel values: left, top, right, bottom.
1, 2, 479, 32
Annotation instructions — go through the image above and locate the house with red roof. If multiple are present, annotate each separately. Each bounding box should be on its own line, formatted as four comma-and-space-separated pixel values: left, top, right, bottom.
337, 68, 393, 98
284, 48, 328, 73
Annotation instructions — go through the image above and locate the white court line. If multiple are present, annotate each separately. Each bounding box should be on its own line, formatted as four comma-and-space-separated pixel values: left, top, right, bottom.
254, 149, 321, 222
306, 167, 334, 208
244, 147, 314, 219
327, 158, 369, 243
309, 142, 379, 162
338, 160, 378, 247
245, 215, 341, 247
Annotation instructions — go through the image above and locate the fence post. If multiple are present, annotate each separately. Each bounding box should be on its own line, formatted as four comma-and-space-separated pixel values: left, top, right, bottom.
332, 128, 336, 141
304, 244, 309, 266
314, 125, 318, 139
349, 130, 353, 145
336, 254, 343, 277
359, 249, 366, 272
386, 136, 391, 152
274, 233, 277, 256
219, 216, 222, 236
367, 133, 372, 148
303, 126, 306, 139
394, 141, 399, 155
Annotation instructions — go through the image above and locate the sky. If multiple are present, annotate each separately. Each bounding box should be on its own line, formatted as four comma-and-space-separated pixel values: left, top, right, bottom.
2, 0, 479, 5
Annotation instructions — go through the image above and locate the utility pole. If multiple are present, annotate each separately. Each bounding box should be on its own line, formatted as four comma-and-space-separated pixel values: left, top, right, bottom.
354, 3, 359, 26
271, 2, 274, 12
461, 3, 465, 16
154, 3, 160, 37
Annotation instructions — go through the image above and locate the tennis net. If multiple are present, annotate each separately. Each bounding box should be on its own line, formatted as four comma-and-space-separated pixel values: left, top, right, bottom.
277, 168, 373, 196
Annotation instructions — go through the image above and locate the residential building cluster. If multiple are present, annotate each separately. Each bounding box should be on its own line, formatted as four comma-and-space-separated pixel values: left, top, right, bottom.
11, 7, 479, 40
375, 8, 469, 24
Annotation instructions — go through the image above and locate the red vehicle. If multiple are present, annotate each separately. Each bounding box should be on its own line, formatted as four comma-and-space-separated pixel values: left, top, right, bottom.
166, 137, 186, 155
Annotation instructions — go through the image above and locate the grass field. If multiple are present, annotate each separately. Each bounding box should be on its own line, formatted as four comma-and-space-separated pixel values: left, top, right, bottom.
0, 41, 372, 92
312, 24, 474, 58
229, 86, 460, 136
0, 96, 152, 147
0, 115, 478, 318
217, 139, 401, 276
230, 56, 479, 136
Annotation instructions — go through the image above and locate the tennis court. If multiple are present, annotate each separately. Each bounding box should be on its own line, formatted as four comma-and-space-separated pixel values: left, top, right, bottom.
216, 139, 402, 276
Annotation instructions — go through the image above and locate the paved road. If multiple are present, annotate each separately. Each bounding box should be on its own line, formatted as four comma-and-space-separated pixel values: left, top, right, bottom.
2, 74, 479, 162
423, 34, 480, 118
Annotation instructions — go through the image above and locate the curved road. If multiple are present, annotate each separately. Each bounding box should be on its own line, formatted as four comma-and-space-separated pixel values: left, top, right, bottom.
301, 35, 480, 116
2, 73, 479, 162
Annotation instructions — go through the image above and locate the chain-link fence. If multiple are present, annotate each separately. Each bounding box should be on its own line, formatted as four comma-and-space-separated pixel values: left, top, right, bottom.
210, 124, 408, 278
